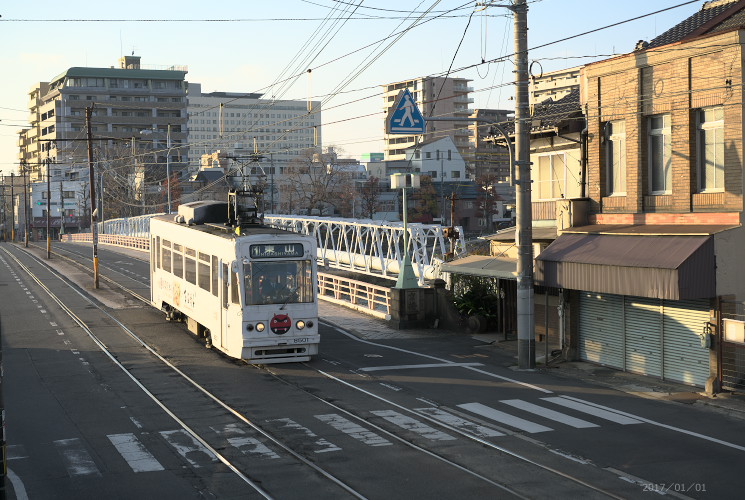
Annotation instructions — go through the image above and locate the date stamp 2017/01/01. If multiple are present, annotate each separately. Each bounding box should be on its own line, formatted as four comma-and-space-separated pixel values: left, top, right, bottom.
643, 483, 707, 493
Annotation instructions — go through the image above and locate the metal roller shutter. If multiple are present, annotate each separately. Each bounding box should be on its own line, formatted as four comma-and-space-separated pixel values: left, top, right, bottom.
624, 297, 662, 378
662, 299, 710, 387
579, 292, 624, 369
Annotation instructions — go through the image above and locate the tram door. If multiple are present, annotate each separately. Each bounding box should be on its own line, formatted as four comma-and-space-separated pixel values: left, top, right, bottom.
221, 262, 229, 349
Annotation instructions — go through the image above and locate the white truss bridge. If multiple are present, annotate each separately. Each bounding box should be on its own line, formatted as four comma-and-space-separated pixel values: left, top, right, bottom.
98, 214, 466, 286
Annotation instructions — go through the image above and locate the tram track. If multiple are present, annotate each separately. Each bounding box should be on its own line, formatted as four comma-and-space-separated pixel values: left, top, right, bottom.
2, 244, 366, 499
18, 241, 638, 498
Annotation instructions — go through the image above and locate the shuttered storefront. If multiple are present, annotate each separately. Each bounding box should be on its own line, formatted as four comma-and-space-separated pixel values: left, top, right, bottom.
624, 297, 662, 378
578, 292, 624, 369
662, 300, 710, 387
579, 294, 711, 387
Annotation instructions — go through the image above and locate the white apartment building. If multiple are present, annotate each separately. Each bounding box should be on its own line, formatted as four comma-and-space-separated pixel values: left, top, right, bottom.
18, 56, 189, 186
187, 83, 322, 169
382, 77, 473, 161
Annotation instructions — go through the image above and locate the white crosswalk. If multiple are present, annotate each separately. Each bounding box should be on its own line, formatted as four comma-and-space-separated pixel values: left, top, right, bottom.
21, 397, 643, 477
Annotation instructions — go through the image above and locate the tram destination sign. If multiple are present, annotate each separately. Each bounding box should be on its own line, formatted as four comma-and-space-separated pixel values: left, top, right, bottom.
250, 243, 304, 259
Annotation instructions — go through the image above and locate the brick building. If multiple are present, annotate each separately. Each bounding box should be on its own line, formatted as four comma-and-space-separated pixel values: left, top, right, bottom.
535, 0, 745, 392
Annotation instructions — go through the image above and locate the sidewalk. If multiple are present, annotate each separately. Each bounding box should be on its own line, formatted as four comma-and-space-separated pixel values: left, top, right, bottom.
51, 241, 745, 421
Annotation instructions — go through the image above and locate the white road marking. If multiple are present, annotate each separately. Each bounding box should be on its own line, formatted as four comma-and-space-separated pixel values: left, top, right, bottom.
267, 418, 341, 453
315, 414, 393, 447
6, 445, 28, 460
371, 410, 456, 441
160, 430, 217, 467
54, 438, 100, 476
129, 417, 144, 429
542, 397, 642, 425
500, 399, 599, 429
108, 433, 165, 472
458, 402, 553, 433
228, 436, 282, 459
359, 362, 484, 372
379, 383, 402, 391
561, 395, 745, 453
212, 423, 281, 459
415, 407, 505, 438
6, 468, 29, 500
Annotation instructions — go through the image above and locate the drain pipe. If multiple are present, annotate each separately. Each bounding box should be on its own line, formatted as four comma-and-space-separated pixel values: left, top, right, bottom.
580, 124, 588, 199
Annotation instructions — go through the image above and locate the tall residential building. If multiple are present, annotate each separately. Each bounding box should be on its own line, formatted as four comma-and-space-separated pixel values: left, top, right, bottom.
187, 83, 322, 168
17, 56, 188, 186
468, 108, 512, 181
382, 77, 473, 161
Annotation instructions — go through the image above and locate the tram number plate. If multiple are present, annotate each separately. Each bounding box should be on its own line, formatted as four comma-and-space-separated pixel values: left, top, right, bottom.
293, 338, 310, 344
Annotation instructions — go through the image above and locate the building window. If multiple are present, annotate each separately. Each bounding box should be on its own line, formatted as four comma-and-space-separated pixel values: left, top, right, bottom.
452, 171, 461, 178
606, 120, 626, 195
536, 153, 566, 200
697, 107, 724, 192
648, 114, 672, 194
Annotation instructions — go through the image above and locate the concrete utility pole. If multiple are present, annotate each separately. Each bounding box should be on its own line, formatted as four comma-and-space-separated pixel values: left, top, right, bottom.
10, 172, 15, 242
86, 106, 99, 289
22, 163, 28, 248
512, 0, 535, 369
46, 158, 51, 259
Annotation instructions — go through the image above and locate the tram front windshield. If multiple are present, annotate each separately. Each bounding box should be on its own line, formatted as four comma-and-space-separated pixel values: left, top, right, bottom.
244, 260, 314, 306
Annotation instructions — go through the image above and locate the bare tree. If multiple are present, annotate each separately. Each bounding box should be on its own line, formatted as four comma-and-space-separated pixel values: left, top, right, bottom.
409, 175, 438, 223
284, 147, 355, 216
475, 173, 501, 232
358, 176, 383, 219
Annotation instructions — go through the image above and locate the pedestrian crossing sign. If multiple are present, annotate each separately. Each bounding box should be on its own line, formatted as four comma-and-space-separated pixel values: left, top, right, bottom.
386, 89, 426, 134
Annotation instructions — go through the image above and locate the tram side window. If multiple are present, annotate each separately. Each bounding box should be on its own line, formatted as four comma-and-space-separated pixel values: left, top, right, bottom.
156, 236, 161, 269
172, 243, 184, 279
231, 269, 240, 305
161, 240, 172, 273
211, 256, 219, 297
198, 252, 211, 292
184, 247, 197, 285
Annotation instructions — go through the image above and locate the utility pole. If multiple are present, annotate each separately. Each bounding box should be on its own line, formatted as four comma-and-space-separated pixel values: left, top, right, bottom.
10, 172, 14, 242
166, 123, 172, 214
46, 158, 51, 259
513, 0, 535, 369
22, 162, 28, 248
59, 181, 65, 238
86, 106, 99, 289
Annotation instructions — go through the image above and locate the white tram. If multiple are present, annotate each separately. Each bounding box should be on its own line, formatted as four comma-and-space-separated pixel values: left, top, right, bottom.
149, 200, 319, 363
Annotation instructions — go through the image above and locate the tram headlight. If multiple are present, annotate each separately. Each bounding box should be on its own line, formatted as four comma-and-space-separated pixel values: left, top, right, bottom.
255, 322, 266, 332
296, 320, 305, 330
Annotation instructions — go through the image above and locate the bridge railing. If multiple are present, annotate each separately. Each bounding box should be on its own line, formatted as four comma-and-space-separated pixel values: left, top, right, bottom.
61, 236, 391, 319
318, 272, 391, 320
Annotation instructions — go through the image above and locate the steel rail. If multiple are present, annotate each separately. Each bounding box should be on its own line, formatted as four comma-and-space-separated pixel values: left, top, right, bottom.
1, 245, 366, 500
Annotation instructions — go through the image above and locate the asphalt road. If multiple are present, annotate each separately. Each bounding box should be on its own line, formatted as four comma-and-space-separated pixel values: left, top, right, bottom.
1, 240, 744, 499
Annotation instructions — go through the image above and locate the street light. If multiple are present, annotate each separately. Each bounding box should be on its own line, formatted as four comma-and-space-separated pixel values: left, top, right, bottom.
140, 123, 173, 214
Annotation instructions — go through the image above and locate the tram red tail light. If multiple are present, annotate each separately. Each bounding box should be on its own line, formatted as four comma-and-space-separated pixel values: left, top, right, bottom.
247, 324, 254, 331
307, 321, 314, 328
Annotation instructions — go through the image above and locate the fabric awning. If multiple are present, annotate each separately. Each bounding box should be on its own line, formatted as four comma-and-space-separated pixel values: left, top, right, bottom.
535, 233, 715, 300
440, 255, 517, 279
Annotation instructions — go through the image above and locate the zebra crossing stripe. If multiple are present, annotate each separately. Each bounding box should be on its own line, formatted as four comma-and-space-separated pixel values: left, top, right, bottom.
542, 397, 642, 425
108, 433, 165, 473
415, 408, 505, 438
458, 402, 553, 433
267, 418, 341, 453
160, 430, 217, 468
370, 410, 456, 441
54, 438, 100, 477
315, 414, 393, 447
500, 399, 599, 429
227, 437, 281, 460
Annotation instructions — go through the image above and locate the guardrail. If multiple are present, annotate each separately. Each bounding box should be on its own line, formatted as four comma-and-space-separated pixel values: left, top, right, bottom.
61, 236, 392, 320
68, 233, 150, 252
318, 272, 391, 320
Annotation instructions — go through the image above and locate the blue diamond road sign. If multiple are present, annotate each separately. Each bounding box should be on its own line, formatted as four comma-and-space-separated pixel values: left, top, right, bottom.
386, 88, 426, 134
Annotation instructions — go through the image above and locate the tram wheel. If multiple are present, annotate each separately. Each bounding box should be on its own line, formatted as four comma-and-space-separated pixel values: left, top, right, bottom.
205, 330, 213, 349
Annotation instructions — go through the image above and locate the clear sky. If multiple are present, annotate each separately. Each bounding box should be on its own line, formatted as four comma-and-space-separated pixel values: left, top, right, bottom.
0, 0, 704, 173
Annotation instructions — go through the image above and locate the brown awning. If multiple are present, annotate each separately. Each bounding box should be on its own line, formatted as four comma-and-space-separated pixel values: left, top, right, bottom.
440, 255, 517, 279
535, 233, 715, 300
